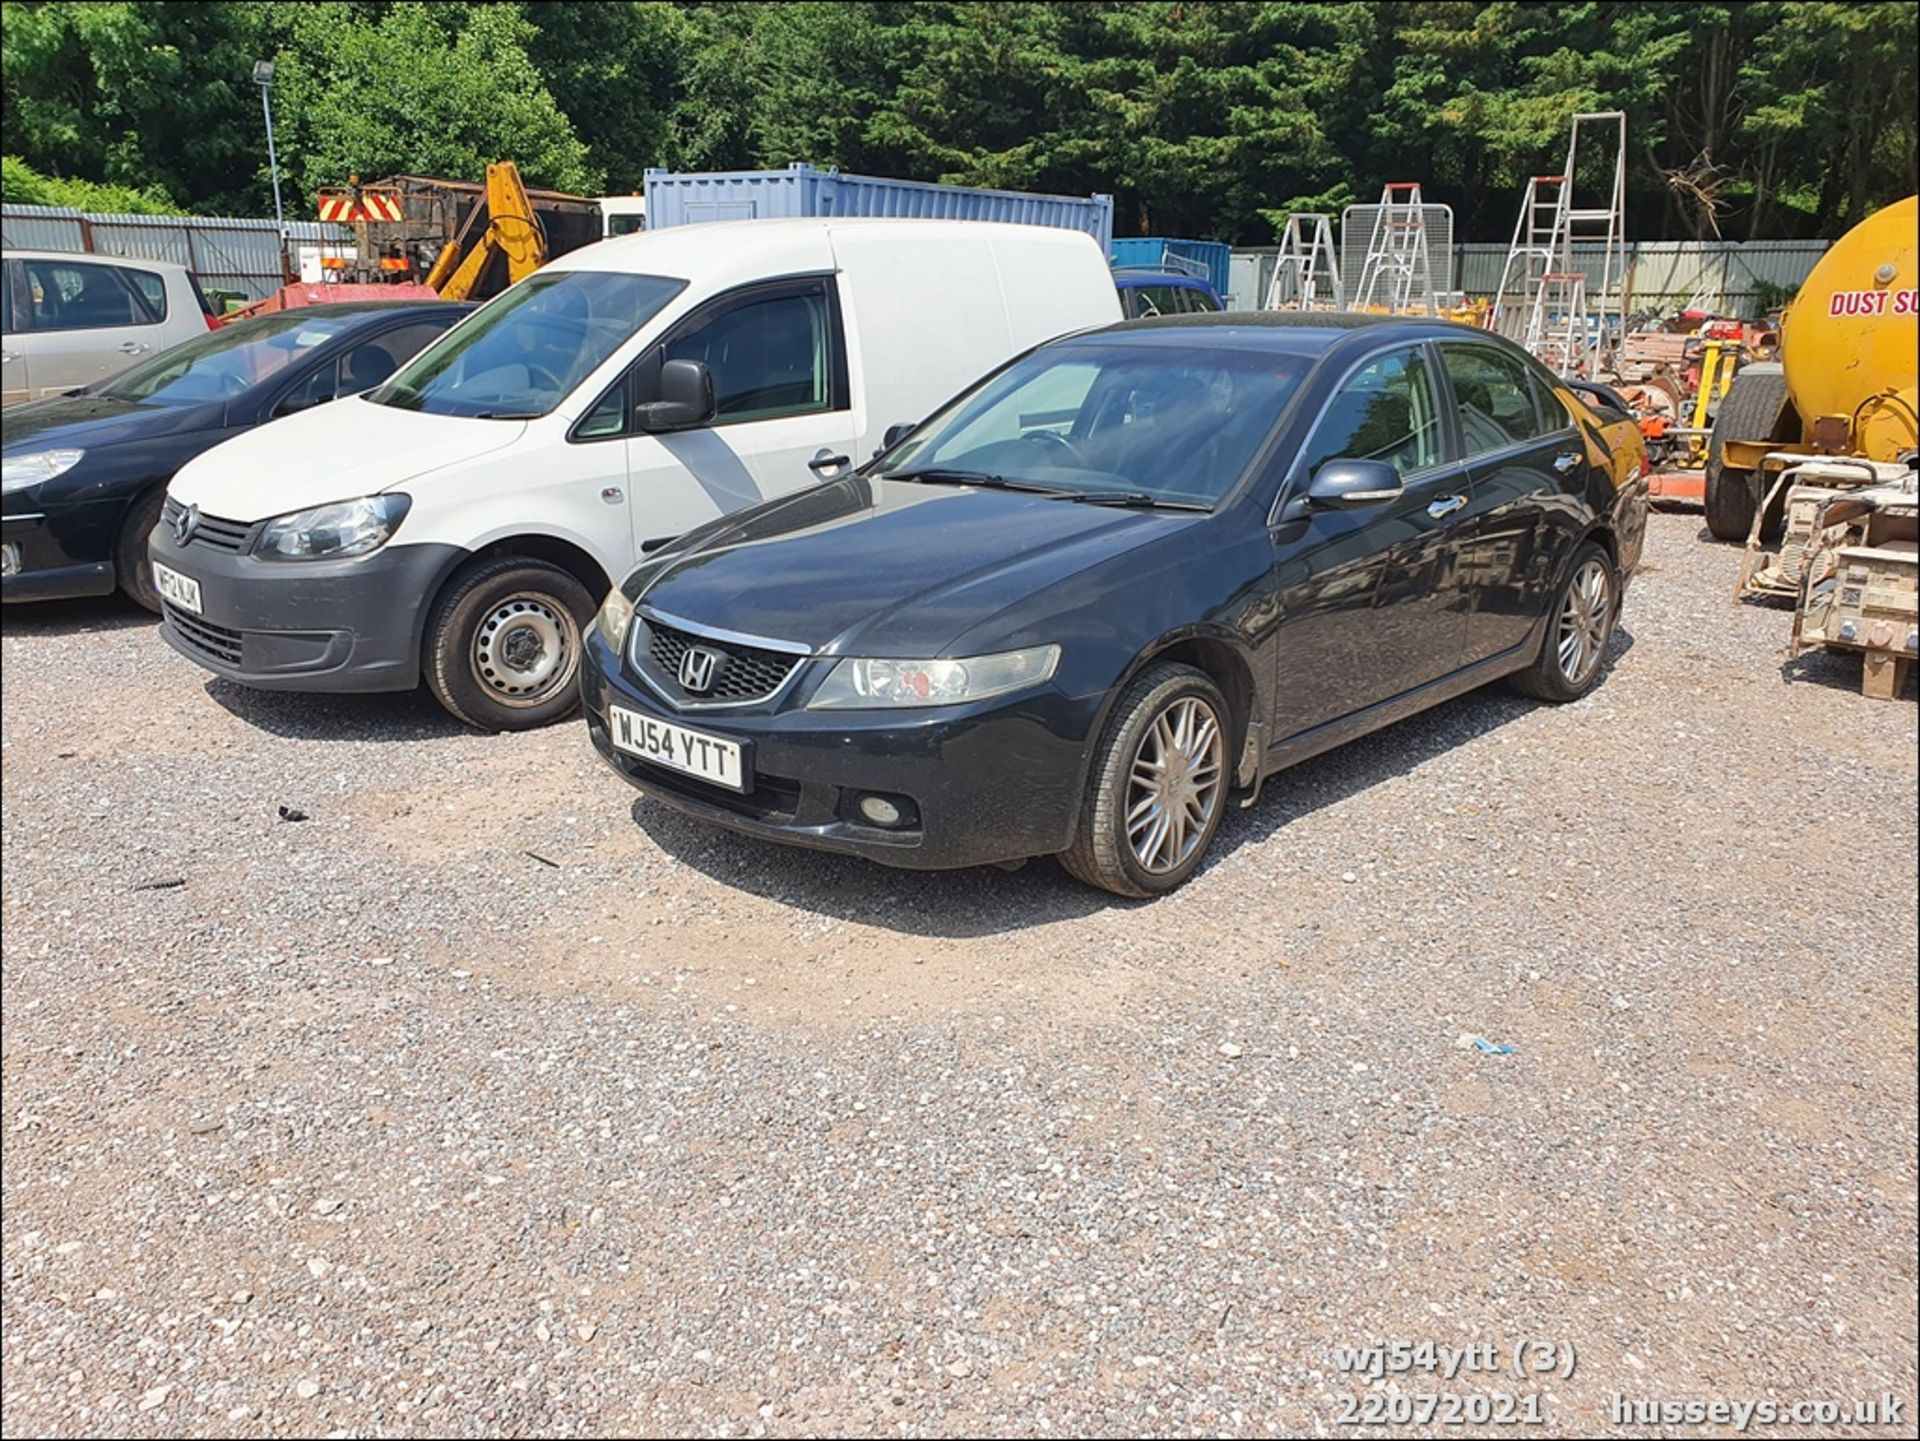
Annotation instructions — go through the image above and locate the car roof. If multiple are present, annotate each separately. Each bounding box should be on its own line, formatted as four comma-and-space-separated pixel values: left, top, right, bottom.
1070, 309, 1496, 354
5, 247, 194, 274
546, 216, 1100, 285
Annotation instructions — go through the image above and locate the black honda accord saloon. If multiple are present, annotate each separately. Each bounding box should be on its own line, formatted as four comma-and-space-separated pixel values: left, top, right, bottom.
581, 313, 1648, 897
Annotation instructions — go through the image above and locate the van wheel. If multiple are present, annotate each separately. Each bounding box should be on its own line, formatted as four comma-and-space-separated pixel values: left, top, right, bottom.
1060, 663, 1230, 898
117, 488, 167, 613
1509, 542, 1618, 702
424, 557, 596, 731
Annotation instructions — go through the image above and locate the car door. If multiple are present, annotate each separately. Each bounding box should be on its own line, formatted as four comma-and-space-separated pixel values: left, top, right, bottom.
1435, 341, 1586, 663
576, 276, 857, 556
1268, 340, 1472, 740
16, 255, 167, 396
1, 260, 28, 405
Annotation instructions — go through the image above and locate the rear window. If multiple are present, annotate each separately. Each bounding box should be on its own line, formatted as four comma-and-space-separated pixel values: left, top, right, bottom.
118, 267, 169, 323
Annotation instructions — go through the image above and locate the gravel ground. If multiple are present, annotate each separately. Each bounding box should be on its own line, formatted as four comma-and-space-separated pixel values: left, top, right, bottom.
3, 511, 1915, 1439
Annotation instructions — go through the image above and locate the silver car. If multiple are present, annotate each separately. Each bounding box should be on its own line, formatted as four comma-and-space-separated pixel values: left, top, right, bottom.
3, 249, 216, 406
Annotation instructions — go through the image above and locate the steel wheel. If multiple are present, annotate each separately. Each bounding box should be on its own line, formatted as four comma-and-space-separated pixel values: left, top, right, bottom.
1125, 695, 1225, 874
1556, 557, 1613, 687
470, 592, 579, 706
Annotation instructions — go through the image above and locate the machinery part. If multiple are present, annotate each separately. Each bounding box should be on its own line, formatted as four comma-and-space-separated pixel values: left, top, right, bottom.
1509, 543, 1618, 702
1787, 480, 1919, 699
426, 163, 549, 301
1704, 365, 1791, 541
1779, 196, 1918, 464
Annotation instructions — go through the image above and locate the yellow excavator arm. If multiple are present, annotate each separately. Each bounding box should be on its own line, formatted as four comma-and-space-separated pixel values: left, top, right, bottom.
426, 162, 548, 300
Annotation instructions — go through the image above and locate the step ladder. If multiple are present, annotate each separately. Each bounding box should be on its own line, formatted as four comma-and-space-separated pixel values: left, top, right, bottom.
1350, 182, 1436, 316
1491, 112, 1629, 373
1527, 273, 1593, 377
1264, 212, 1344, 310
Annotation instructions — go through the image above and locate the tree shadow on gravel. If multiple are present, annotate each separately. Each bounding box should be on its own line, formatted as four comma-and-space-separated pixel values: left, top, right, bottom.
1, 594, 156, 637
202, 677, 475, 742
633, 624, 1638, 939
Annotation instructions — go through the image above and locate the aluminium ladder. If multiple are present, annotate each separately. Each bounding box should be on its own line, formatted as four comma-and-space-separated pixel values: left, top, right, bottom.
1350, 182, 1437, 316
1264, 212, 1344, 310
1491, 111, 1629, 374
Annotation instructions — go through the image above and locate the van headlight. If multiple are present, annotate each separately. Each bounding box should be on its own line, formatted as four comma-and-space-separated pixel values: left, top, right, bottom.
1, 450, 85, 494
593, 586, 635, 650
807, 645, 1059, 709
253, 494, 411, 560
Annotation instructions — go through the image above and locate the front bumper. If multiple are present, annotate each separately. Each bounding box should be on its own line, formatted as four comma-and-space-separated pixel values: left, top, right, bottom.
2, 505, 120, 603
581, 628, 1099, 870
148, 525, 463, 693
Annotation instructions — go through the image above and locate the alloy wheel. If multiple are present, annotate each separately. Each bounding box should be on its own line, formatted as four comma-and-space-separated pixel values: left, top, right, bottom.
1556, 557, 1613, 687
1125, 695, 1225, 874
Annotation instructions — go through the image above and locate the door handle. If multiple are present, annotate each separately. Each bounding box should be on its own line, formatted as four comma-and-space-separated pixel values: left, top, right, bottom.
807, 449, 851, 475
118, 341, 149, 354
1553, 452, 1581, 474
1426, 494, 1466, 520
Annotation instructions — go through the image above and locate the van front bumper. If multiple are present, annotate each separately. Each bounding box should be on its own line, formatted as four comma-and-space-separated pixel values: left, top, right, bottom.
581, 628, 1099, 871
149, 529, 462, 693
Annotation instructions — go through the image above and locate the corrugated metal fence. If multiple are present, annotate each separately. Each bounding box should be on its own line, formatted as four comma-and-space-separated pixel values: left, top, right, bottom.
2, 204, 350, 301
1229, 237, 1827, 318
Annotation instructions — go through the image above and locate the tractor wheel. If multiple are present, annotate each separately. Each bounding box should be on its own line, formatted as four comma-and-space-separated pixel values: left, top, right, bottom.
1703, 363, 1791, 543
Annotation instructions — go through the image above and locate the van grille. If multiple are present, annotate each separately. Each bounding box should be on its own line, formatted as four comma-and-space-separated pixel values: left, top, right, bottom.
637, 619, 802, 705
165, 604, 243, 665
162, 498, 255, 552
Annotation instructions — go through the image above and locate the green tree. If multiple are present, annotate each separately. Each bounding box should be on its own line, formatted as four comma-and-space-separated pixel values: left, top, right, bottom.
268, 2, 600, 202
524, 1, 691, 191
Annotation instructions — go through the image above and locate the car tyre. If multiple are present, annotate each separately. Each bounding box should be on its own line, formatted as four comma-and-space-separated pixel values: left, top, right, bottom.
1060, 662, 1232, 898
424, 557, 596, 731
1509, 541, 1618, 703
116, 487, 167, 613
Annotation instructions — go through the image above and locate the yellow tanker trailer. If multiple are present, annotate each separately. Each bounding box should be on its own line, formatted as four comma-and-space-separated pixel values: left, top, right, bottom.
1704, 195, 1918, 542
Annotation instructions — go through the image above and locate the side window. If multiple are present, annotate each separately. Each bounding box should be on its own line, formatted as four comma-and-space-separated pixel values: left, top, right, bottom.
1297, 345, 1446, 478
663, 288, 832, 424
340, 322, 447, 394
275, 359, 344, 415
1440, 345, 1553, 456
23, 259, 144, 332
117, 267, 168, 323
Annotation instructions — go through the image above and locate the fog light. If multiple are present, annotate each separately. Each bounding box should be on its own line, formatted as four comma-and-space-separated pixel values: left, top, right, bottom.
858, 794, 903, 826
0, 542, 18, 577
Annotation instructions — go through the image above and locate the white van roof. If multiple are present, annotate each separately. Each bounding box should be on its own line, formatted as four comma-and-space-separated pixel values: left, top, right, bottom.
544, 216, 1101, 284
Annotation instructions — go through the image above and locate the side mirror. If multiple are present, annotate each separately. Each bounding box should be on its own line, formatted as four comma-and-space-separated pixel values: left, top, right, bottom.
635, 358, 716, 432
881, 421, 915, 451
1304, 458, 1404, 509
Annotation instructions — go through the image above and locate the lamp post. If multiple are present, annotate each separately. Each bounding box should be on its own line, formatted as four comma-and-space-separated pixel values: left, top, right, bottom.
254, 60, 287, 276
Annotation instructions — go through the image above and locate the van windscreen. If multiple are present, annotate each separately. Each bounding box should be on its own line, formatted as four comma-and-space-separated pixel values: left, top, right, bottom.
371, 270, 686, 419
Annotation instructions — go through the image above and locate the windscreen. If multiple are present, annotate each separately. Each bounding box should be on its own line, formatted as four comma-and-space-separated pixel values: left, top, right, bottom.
370, 270, 685, 419
100, 311, 353, 405
877, 341, 1308, 507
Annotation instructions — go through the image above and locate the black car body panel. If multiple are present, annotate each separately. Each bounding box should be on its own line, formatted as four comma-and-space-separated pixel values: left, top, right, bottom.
2, 302, 470, 604
583, 313, 1647, 871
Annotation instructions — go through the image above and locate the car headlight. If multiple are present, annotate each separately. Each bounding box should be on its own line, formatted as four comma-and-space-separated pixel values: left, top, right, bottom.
1, 450, 85, 494
253, 494, 410, 561
593, 586, 635, 650
807, 645, 1060, 709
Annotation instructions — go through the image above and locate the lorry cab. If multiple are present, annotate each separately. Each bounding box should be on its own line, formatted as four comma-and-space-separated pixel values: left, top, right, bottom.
154, 218, 1123, 729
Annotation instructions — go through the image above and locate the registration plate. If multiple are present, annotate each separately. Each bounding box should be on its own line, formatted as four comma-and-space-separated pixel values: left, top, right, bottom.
152, 561, 202, 614
609, 704, 746, 792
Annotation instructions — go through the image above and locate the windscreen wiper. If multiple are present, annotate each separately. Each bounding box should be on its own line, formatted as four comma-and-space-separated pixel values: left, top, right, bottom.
888, 467, 1069, 495
1048, 490, 1211, 511
472, 411, 543, 421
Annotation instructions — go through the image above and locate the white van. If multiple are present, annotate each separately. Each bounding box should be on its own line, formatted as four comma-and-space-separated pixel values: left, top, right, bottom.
152, 219, 1121, 729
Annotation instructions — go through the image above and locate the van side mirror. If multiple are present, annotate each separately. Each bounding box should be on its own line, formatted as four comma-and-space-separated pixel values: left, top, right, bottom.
1305, 458, 1404, 509
635, 358, 716, 432
882, 421, 915, 451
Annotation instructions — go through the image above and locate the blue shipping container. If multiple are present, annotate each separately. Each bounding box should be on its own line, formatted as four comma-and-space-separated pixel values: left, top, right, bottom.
1109, 238, 1232, 296
644, 164, 1113, 252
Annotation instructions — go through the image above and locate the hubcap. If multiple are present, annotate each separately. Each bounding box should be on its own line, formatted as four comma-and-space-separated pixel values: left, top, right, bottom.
471, 593, 578, 705
1125, 695, 1225, 874
1556, 558, 1612, 686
